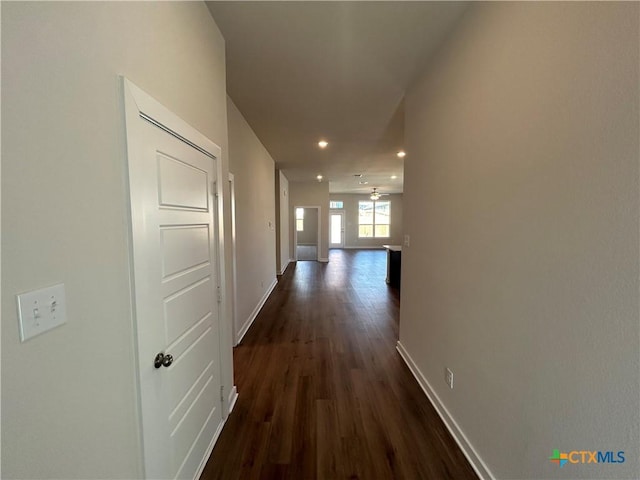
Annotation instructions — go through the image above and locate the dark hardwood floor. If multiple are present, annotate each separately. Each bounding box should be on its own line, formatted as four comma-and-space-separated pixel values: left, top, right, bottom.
202, 249, 478, 480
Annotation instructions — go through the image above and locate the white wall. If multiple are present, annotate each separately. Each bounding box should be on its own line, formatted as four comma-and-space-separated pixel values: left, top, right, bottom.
329, 193, 403, 248
227, 97, 277, 343
2, 3, 232, 478
275, 170, 291, 273
400, 3, 639, 479
289, 181, 330, 261
297, 207, 319, 246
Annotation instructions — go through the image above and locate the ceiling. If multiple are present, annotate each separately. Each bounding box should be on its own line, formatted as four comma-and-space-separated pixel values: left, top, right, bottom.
206, 1, 469, 194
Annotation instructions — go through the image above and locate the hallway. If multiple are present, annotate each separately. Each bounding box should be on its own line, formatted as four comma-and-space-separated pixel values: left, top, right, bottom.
203, 250, 478, 479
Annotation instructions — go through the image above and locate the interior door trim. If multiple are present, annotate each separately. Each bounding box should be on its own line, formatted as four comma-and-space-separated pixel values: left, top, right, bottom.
139, 112, 216, 160
122, 76, 231, 480
124, 78, 221, 161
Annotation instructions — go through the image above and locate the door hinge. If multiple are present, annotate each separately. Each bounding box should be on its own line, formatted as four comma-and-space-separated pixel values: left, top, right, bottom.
220, 385, 224, 403
216, 285, 221, 304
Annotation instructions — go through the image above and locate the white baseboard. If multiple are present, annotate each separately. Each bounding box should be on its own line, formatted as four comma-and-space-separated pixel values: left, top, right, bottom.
227, 385, 238, 415
236, 278, 277, 345
277, 260, 291, 275
396, 341, 495, 480
318, 257, 329, 263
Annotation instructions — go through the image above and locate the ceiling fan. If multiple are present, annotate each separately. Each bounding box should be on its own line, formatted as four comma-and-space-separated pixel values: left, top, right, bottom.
370, 188, 389, 201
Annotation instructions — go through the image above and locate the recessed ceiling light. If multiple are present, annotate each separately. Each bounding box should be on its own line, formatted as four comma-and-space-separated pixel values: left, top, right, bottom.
397, 150, 406, 158
391, 175, 397, 179
359, 181, 368, 185
317, 175, 323, 181
318, 140, 328, 149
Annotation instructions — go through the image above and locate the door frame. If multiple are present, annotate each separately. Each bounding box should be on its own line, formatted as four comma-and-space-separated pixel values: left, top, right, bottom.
122, 77, 231, 479
228, 173, 239, 346
293, 205, 321, 261
329, 210, 345, 248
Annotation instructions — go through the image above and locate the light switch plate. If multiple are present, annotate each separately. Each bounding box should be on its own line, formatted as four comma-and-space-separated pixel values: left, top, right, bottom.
17, 283, 67, 342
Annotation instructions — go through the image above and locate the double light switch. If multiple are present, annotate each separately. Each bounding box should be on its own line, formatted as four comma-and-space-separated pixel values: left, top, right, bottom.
16, 283, 67, 342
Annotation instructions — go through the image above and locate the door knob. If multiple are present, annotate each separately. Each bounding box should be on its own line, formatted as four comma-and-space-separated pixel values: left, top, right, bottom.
154, 352, 174, 368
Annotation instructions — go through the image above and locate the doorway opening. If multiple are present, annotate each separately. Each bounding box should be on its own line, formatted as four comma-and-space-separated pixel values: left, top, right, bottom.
294, 206, 320, 261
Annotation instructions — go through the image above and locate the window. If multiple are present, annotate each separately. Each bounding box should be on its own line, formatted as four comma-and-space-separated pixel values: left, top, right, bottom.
330, 200, 344, 209
296, 208, 304, 231
358, 201, 390, 237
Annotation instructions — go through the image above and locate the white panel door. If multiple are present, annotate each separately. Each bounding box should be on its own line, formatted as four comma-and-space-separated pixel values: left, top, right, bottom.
330, 212, 344, 248
124, 80, 224, 480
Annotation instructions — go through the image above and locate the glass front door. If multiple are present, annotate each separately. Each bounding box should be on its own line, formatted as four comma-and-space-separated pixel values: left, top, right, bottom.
330, 212, 344, 248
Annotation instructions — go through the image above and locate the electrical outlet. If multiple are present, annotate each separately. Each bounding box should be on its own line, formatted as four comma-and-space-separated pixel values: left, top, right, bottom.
445, 367, 454, 389
404, 234, 410, 247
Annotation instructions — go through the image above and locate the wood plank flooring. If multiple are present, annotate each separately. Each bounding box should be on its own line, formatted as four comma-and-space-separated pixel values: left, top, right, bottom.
202, 249, 478, 480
